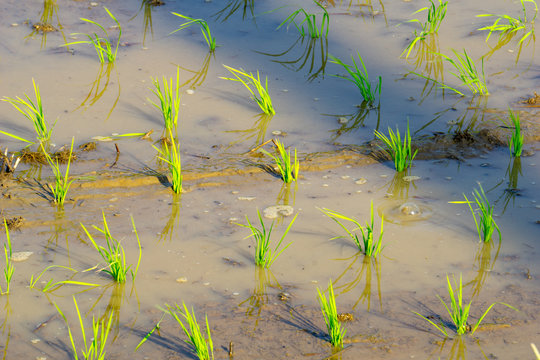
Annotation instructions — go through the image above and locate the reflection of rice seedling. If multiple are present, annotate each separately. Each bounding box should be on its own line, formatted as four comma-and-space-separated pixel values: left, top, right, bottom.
503, 109, 524, 157
320, 201, 384, 257
1, 78, 54, 145
171, 12, 216, 52
64, 7, 122, 63
213, 0, 255, 22
415, 274, 517, 336
477, 0, 537, 44
451, 183, 500, 243
163, 303, 214, 360
239, 268, 280, 325
374, 121, 417, 172
401, 0, 448, 58
414, 49, 488, 96
149, 68, 181, 133
40, 138, 74, 206
29, 264, 99, 293
221, 65, 275, 115
259, 139, 299, 183
238, 209, 297, 268
1, 221, 14, 296
317, 280, 346, 349
55, 296, 114, 360
154, 131, 182, 194
277, 0, 329, 39
81, 213, 142, 283
329, 52, 381, 104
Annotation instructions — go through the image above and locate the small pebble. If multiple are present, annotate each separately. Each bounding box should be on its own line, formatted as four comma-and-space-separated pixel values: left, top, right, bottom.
186, 89, 195, 95
271, 130, 282, 136
11, 23, 18, 27
232, 292, 240, 296
176, 277, 188, 283
263, 205, 294, 219
90, 2, 98, 6
109, 197, 118, 202
355, 178, 367, 185
445, 177, 452, 180
403, 175, 421, 182
380, 174, 388, 178
231, 190, 239, 194
322, 184, 329, 187
31, 339, 40, 344
338, 117, 348, 124
282, 89, 289, 92
341, 175, 350, 180
237, 196, 256, 201
10, 251, 33, 262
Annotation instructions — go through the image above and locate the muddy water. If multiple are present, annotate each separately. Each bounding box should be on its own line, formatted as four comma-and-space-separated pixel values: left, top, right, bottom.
1, 0, 540, 359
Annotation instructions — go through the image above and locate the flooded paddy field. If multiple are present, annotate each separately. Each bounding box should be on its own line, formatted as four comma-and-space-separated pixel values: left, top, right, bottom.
0, 0, 540, 359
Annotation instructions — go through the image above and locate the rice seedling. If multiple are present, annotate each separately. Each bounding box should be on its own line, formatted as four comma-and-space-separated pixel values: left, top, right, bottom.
477, 0, 537, 45
238, 209, 298, 268
503, 108, 524, 157
320, 201, 384, 257
414, 274, 517, 336
415, 49, 488, 96
81, 213, 141, 283
329, 52, 382, 104
401, 0, 448, 58
162, 302, 214, 360
259, 139, 299, 183
532, 343, 540, 360
40, 138, 74, 206
1, 221, 14, 296
54, 296, 114, 360
149, 68, 181, 133
317, 280, 346, 349
64, 7, 122, 63
153, 130, 182, 194
374, 121, 418, 172
29, 265, 100, 293
221, 65, 275, 115
1, 78, 54, 145
171, 12, 216, 52
277, 0, 329, 39
451, 183, 500, 243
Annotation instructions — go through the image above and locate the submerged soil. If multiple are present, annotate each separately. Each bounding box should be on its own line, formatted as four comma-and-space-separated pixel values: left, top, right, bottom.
0, 0, 540, 359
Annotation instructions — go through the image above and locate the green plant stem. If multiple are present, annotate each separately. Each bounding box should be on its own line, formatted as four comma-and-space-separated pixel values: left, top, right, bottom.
317, 280, 346, 349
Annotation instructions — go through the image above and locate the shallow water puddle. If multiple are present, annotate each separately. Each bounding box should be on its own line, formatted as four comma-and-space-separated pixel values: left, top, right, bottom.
1, 0, 540, 359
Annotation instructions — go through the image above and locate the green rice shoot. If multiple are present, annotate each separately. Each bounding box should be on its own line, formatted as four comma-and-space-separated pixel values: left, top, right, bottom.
477, 0, 537, 45
1, 220, 14, 296
64, 7, 122, 63
259, 139, 299, 183
277, 0, 329, 39
153, 130, 183, 194
81, 213, 142, 283
54, 296, 114, 360
374, 121, 418, 172
320, 202, 384, 257
414, 274, 517, 336
40, 138, 75, 206
532, 343, 540, 360
402, 0, 448, 58
329, 52, 382, 105
451, 183, 501, 243
29, 264, 100, 293
1, 78, 54, 144
317, 280, 346, 349
238, 209, 298, 268
221, 65, 275, 115
171, 12, 216, 51
162, 302, 214, 360
149, 68, 181, 133
504, 108, 524, 157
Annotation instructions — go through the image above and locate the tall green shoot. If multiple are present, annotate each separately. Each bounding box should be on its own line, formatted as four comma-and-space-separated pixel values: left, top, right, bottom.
221, 65, 275, 115
41, 138, 75, 206
171, 12, 216, 51
277, 0, 329, 39
374, 122, 418, 172
65, 7, 122, 63
317, 280, 346, 349
1, 221, 14, 296
320, 202, 384, 257
259, 139, 299, 183
238, 210, 297, 268
81, 214, 141, 283
451, 184, 500, 243
154, 130, 182, 194
149, 68, 181, 133
163, 302, 214, 360
329, 52, 382, 105
402, 0, 448, 58
1, 78, 54, 144
54, 296, 114, 360
504, 109, 524, 157
414, 274, 517, 336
